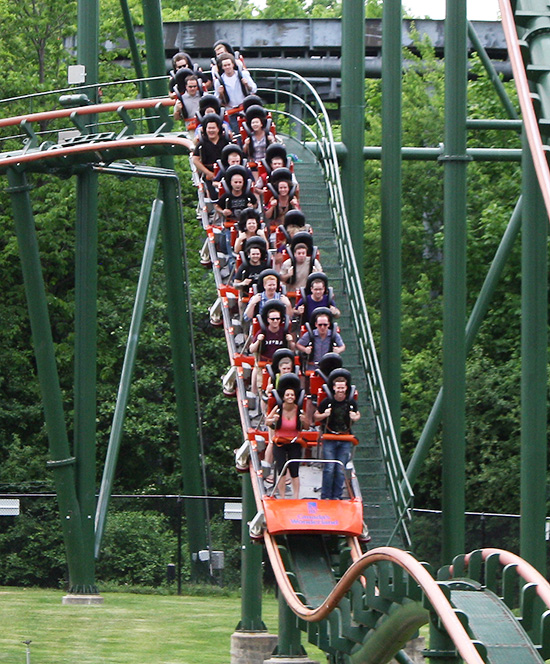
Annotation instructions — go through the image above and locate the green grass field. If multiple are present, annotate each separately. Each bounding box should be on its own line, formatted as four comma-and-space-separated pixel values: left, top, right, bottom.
0, 587, 326, 664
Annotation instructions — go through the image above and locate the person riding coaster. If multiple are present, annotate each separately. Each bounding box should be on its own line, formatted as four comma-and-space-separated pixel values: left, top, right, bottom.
265, 372, 309, 499
295, 272, 340, 326
280, 231, 321, 293
314, 368, 360, 501
241, 104, 276, 164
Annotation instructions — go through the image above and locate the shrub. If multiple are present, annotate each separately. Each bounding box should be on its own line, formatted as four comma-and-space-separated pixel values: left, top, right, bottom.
97, 510, 180, 586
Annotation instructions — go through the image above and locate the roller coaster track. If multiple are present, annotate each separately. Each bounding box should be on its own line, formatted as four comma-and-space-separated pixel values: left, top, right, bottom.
498, 0, 550, 221
0, 61, 548, 663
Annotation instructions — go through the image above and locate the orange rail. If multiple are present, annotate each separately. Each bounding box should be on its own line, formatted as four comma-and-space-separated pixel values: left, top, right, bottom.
0, 135, 193, 169
460, 547, 550, 607
498, 0, 550, 221
0, 97, 174, 128
263, 538, 486, 664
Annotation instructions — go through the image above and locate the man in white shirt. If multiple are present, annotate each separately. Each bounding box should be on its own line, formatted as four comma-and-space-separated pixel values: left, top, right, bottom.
213, 53, 257, 132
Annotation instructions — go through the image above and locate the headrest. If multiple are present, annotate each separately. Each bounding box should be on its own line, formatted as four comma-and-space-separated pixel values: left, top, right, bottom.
238, 208, 262, 231
276, 373, 301, 400
201, 113, 223, 130
284, 210, 306, 228
174, 67, 195, 90
245, 104, 268, 124
213, 40, 235, 55
290, 231, 313, 254
269, 167, 293, 186
317, 352, 343, 378
327, 368, 352, 394
243, 95, 264, 112
257, 269, 280, 292
243, 236, 268, 255
221, 143, 244, 164
260, 299, 287, 325
310, 307, 333, 326
199, 95, 221, 115
265, 143, 287, 164
305, 271, 328, 293
271, 348, 295, 374
224, 164, 248, 183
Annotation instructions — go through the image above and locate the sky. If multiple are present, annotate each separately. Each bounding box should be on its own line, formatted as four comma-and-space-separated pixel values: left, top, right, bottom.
403, 0, 500, 20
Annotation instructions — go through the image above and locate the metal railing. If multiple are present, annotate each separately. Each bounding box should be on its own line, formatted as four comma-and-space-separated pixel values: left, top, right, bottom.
250, 68, 414, 542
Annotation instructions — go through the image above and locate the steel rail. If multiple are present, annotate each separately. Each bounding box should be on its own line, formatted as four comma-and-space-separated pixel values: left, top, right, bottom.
498, 0, 550, 221
0, 134, 192, 169
263, 539, 486, 664
0, 97, 174, 128
460, 547, 550, 607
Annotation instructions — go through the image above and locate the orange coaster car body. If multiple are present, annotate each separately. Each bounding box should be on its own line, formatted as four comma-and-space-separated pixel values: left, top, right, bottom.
262, 496, 363, 537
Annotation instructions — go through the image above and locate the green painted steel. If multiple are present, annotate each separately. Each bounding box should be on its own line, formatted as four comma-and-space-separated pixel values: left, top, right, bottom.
94, 198, 163, 556
449, 588, 545, 664
73, 170, 99, 592
141, 0, 208, 580
238, 474, 266, 631
6, 169, 90, 592
441, 0, 468, 563
340, 0, 365, 273
380, 0, 403, 441
72, 0, 101, 594
119, 0, 148, 98
520, 135, 548, 575
467, 22, 518, 121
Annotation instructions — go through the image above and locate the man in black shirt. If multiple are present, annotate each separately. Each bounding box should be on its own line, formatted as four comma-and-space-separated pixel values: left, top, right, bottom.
314, 371, 360, 500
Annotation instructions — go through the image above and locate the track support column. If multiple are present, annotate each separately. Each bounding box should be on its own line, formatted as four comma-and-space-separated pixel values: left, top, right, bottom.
380, 0, 403, 439
520, 135, 547, 575
341, 0, 365, 276
6, 168, 89, 592
441, 0, 469, 563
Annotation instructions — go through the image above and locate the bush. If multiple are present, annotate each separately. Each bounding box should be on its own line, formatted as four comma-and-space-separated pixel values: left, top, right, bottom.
0, 498, 66, 587
97, 510, 180, 586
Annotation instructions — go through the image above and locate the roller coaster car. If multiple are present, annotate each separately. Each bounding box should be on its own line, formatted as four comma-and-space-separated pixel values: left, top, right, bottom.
261, 494, 364, 538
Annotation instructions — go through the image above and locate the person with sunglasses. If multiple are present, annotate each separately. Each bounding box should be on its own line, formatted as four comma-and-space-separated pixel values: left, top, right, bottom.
296, 309, 345, 371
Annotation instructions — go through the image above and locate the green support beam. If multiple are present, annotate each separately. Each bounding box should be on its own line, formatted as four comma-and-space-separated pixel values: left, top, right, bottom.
141, 0, 208, 581
441, 0, 468, 563
341, 0, 365, 276
520, 135, 547, 575
380, 0, 403, 440
95, 198, 164, 556
6, 168, 90, 592
73, 0, 101, 593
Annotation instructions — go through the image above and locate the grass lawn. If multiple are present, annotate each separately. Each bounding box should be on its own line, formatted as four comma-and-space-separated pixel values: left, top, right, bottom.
0, 587, 326, 664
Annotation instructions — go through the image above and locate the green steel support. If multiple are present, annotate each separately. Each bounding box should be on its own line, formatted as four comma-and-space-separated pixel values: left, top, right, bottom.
441, 0, 468, 563
95, 198, 163, 556
274, 592, 305, 658
119, 0, 148, 98
77, 0, 100, 107
520, 135, 547, 574
380, 0, 403, 439
405, 198, 522, 486
237, 474, 266, 631
141, 0, 208, 580
71, 0, 101, 592
466, 22, 518, 121
73, 169, 99, 591
6, 169, 89, 591
341, 0, 365, 275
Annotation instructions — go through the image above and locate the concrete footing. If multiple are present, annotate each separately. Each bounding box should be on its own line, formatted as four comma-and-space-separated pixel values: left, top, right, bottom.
62, 594, 104, 605
263, 656, 320, 664
230, 631, 278, 664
